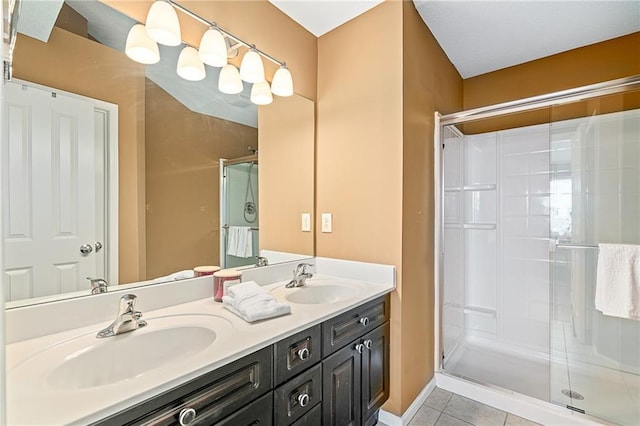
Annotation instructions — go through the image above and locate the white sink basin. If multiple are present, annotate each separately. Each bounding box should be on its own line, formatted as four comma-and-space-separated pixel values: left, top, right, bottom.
284, 284, 360, 304
11, 314, 232, 390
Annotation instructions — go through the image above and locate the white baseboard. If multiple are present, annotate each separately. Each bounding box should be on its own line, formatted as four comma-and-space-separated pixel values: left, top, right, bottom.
378, 378, 436, 426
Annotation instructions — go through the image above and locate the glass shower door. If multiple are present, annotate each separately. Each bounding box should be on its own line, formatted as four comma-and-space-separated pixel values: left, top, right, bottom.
549, 92, 640, 424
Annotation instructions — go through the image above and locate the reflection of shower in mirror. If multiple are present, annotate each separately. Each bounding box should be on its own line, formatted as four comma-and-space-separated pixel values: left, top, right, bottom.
220, 156, 259, 268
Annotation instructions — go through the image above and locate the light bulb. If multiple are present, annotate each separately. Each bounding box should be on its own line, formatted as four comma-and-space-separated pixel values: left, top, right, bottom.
177, 46, 206, 81
125, 24, 160, 65
218, 64, 243, 94
145, 0, 181, 46
251, 81, 273, 105
240, 48, 265, 83
271, 65, 293, 97
199, 28, 227, 67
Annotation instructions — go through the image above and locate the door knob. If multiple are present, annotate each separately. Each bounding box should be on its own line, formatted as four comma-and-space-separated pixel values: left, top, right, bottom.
297, 393, 310, 407
95, 241, 103, 252
80, 244, 93, 255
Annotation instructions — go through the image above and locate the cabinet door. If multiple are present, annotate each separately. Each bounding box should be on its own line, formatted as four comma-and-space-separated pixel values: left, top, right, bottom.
361, 322, 390, 424
322, 343, 361, 426
214, 391, 273, 426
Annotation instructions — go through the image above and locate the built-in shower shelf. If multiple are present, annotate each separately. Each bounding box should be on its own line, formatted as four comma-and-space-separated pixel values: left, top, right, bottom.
463, 184, 496, 191
463, 306, 497, 318
463, 223, 496, 230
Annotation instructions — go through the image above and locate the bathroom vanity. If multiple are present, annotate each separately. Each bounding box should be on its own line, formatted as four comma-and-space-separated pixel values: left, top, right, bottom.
95, 295, 390, 426
5, 259, 395, 426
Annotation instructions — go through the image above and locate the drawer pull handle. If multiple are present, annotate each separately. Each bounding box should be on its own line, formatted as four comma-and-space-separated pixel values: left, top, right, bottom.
297, 347, 310, 360
364, 339, 372, 349
298, 393, 310, 407
178, 407, 197, 425
355, 343, 365, 354
359, 317, 369, 326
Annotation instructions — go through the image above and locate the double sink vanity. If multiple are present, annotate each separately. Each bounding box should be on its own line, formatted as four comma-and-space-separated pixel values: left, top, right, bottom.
5, 258, 395, 425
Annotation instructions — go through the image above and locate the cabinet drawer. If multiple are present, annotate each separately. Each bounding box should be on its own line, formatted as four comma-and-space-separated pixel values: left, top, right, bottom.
96, 346, 273, 426
274, 363, 322, 426
322, 295, 390, 357
291, 403, 321, 426
274, 324, 321, 386
215, 391, 273, 426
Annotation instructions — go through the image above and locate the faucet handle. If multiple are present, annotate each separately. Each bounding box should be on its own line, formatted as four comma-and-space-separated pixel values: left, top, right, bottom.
295, 262, 314, 275
119, 294, 138, 314
86, 277, 108, 294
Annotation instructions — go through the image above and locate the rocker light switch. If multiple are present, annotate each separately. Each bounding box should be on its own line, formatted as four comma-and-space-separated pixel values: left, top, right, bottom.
321, 213, 332, 233
301, 213, 311, 232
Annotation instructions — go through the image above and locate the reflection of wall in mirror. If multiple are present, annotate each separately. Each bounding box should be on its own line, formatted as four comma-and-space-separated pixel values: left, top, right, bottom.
145, 80, 257, 279
259, 95, 314, 257
13, 25, 147, 284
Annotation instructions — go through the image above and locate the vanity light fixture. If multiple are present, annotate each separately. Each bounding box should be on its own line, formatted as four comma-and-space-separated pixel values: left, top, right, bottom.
240, 47, 265, 83
250, 80, 273, 105
144, 0, 182, 47
218, 64, 243, 94
127, 0, 294, 105
177, 46, 206, 81
198, 27, 228, 67
270, 64, 293, 97
124, 24, 160, 65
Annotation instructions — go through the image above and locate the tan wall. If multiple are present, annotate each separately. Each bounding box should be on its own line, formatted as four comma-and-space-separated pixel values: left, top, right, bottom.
13, 27, 147, 283
102, 0, 318, 101
400, 1, 462, 413
259, 95, 315, 257
145, 80, 257, 278
464, 32, 640, 108
463, 31, 640, 134
316, 1, 404, 413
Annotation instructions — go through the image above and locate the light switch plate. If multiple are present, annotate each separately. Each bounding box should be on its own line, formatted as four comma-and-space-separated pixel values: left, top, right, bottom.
301, 213, 311, 232
321, 213, 332, 233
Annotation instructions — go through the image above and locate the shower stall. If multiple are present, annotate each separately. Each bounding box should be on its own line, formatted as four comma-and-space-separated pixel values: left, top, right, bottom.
220, 155, 259, 269
436, 76, 640, 425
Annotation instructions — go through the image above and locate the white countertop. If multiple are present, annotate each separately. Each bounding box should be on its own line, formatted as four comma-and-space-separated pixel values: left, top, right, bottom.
5, 273, 394, 425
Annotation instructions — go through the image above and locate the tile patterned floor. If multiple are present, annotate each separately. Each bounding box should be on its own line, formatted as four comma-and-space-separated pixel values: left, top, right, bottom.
405, 387, 541, 426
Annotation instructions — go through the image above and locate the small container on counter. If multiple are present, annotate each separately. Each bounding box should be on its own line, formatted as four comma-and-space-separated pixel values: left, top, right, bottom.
213, 269, 242, 302
193, 265, 221, 277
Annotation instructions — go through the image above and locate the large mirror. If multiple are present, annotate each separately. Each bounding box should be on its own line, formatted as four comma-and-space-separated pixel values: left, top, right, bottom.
3, 0, 315, 307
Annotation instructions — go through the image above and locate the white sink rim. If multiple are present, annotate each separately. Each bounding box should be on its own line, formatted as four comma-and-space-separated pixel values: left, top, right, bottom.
9, 314, 233, 391
282, 282, 362, 304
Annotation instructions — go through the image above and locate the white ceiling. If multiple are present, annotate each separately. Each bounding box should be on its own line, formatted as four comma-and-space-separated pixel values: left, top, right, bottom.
270, 0, 640, 78
268, 0, 384, 36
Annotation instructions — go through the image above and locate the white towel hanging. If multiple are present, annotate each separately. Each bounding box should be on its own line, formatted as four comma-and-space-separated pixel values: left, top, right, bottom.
595, 243, 640, 320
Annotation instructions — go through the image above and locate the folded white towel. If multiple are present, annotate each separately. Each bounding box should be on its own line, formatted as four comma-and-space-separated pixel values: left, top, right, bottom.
227, 226, 253, 258
595, 243, 640, 320
228, 281, 264, 303
222, 281, 290, 322
151, 269, 195, 284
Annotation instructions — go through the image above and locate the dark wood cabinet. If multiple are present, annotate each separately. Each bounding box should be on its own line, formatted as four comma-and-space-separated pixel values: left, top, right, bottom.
215, 392, 273, 426
92, 294, 390, 426
93, 346, 273, 426
321, 296, 391, 426
322, 341, 362, 426
361, 322, 390, 425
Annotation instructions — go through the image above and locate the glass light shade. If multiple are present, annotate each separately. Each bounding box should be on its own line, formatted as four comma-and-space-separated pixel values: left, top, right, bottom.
199, 28, 227, 67
145, 1, 181, 46
240, 48, 265, 83
125, 24, 160, 64
218, 64, 243, 94
271, 65, 294, 97
177, 46, 206, 81
250, 81, 273, 105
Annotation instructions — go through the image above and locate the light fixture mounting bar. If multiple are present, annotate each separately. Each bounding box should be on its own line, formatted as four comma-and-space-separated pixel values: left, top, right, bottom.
167, 0, 285, 67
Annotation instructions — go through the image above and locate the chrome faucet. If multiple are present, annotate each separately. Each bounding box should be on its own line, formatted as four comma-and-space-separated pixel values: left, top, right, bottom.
97, 294, 147, 338
87, 277, 108, 295
286, 263, 314, 288
255, 256, 269, 267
